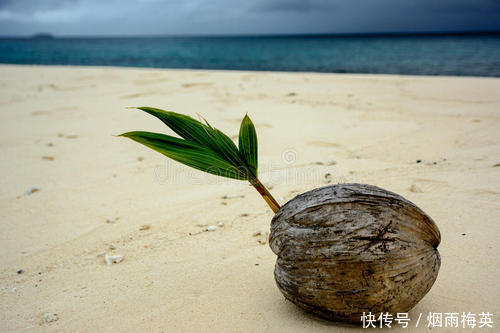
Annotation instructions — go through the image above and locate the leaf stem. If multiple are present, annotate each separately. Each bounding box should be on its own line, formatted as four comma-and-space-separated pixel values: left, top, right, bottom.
250, 177, 281, 213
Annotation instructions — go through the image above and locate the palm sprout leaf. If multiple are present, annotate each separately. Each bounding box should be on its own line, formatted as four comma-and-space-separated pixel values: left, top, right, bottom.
202, 122, 247, 170
238, 114, 258, 176
136, 107, 213, 146
120, 131, 247, 180
121, 107, 259, 181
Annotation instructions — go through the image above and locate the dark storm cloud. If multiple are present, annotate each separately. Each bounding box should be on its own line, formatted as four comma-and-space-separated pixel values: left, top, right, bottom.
418, 0, 500, 13
0, 0, 499, 36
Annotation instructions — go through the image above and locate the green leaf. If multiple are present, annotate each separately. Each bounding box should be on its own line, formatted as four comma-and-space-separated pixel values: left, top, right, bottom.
120, 108, 280, 213
238, 114, 258, 177
135, 107, 244, 167
120, 131, 247, 180
135, 107, 212, 145
122, 107, 259, 182
203, 123, 247, 169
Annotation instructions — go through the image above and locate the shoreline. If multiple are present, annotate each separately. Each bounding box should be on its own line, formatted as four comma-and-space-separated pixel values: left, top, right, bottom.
1, 63, 499, 80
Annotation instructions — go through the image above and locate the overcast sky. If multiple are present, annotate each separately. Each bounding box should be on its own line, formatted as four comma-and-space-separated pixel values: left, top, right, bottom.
0, 0, 499, 36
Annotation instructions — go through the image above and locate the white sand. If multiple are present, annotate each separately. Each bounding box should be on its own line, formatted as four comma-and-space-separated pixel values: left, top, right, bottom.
0, 65, 499, 331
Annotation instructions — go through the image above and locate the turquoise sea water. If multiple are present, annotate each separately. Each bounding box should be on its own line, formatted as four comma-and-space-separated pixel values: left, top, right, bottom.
0, 34, 499, 76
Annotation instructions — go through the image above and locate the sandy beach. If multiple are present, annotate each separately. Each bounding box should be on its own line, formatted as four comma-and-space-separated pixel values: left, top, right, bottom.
0, 65, 499, 332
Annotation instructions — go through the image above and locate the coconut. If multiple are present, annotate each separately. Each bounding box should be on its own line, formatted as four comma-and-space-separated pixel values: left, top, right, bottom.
269, 183, 441, 323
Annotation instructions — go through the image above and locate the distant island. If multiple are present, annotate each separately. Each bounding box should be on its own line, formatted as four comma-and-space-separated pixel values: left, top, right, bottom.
31, 33, 54, 39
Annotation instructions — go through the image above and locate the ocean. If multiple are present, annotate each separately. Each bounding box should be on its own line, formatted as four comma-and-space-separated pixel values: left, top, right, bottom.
0, 34, 499, 76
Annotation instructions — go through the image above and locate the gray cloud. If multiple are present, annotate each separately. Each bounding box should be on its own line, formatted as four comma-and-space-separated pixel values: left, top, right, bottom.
0, 0, 499, 36
417, 0, 500, 13
0, 0, 81, 13
253, 0, 337, 13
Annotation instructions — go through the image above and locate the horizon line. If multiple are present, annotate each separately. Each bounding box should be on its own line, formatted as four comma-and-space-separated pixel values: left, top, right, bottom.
1, 30, 499, 39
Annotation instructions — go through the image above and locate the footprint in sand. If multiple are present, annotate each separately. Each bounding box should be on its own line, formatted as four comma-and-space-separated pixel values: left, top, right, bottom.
409, 184, 423, 193
31, 110, 51, 116
37, 83, 57, 91
410, 179, 450, 193
33, 107, 76, 115
181, 82, 213, 88
57, 133, 78, 139
471, 189, 500, 198
121, 92, 149, 99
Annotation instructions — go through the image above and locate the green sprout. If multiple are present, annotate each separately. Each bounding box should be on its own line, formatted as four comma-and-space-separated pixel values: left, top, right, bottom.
120, 107, 281, 213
